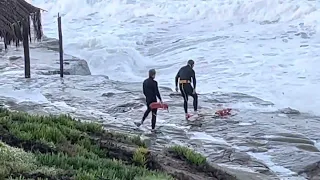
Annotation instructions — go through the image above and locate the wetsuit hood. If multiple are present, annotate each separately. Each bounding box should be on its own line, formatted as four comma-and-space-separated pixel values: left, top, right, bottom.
188, 60, 194, 66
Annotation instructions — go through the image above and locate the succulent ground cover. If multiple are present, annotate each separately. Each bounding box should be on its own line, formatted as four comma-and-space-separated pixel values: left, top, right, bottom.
0, 108, 237, 180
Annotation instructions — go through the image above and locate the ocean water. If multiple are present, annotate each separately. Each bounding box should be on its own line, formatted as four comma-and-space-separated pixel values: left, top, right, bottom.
31, 0, 320, 115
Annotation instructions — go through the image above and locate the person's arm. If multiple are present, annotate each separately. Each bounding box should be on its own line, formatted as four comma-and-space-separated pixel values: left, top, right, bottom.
192, 69, 196, 90
143, 81, 147, 96
155, 81, 162, 102
175, 69, 181, 87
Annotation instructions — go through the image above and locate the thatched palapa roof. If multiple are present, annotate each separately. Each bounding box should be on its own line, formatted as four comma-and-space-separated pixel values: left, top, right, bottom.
0, 0, 43, 49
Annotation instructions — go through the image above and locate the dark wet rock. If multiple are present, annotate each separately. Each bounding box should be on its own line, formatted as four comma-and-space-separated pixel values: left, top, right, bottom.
248, 147, 268, 153
103, 92, 133, 98
39, 59, 91, 76
0, 63, 7, 70
169, 93, 182, 98
205, 92, 274, 106
278, 107, 300, 114
106, 102, 143, 114
259, 19, 279, 25
230, 151, 251, 163
236, 139, 268, 149
298, 160, 320, 180
294, 143, 319, 152
268, 137, 314, 145
268, 147, 320, 179
44, 70, 71, 75
65, 58, 91, 75
216, 166, 278, 180
8, 55, 22, 60
39, 36, 60, 52
102, 92, 115, 97
225, 119, 240, 124
207, 148, 274, 177
159, 86, 173, 92
295, 32, 309, 39
276, 132, 307, 139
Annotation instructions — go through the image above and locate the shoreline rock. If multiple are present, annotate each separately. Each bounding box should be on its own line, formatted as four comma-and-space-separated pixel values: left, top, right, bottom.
36, 36, 91, 76
0, 36, 92, 76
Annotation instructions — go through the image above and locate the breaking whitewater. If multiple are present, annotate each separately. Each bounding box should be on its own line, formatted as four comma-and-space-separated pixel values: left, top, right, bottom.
1, 0, 320, 179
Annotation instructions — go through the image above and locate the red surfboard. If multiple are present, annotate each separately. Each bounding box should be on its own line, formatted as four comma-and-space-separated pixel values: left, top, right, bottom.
149, 102, 169, 110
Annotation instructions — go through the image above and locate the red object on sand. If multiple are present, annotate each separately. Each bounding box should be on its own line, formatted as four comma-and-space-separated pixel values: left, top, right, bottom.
149, 102, 169, 110
215, 108, 232, 117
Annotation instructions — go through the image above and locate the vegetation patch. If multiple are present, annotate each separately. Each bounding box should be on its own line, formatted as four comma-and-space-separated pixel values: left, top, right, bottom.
168, 145, 207, 166
133, 147, 148, 167
0, 108, 172, 180
0, 107, 241, 180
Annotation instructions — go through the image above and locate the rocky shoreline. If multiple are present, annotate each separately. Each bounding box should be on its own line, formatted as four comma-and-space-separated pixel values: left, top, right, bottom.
0, 108, 276, 180
2, 35, 317, 179
0, 36, 281, 179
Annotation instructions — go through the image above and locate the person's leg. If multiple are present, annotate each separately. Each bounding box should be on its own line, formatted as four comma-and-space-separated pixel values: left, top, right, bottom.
135, 102, 151, 127
142, 107, 151, 124
151, 108, 157, 130
191, 92, 198, 112
185, 84, 198, 115
179, 84, 188, 114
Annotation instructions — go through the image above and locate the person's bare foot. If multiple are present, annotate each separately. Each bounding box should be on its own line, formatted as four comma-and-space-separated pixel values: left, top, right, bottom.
185, 113, 191, 120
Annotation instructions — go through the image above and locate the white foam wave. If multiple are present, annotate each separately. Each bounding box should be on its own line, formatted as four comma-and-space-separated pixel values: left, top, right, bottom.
0, 86, 49, 104
188, 132, 230, 145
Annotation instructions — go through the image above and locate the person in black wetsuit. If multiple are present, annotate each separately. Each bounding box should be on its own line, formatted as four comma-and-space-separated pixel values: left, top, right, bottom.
175, 60, 198, 120
135, 69, 162, 131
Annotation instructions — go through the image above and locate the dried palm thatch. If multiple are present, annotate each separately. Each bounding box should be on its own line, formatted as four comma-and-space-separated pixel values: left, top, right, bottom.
0, 0, 43, 49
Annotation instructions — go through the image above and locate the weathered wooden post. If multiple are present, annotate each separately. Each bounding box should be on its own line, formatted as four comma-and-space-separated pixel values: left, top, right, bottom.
58, 13, 63, 77
22, 20, 31, 78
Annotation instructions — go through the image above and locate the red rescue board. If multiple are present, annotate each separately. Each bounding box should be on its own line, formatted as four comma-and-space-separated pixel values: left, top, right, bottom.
215, 108, 232, 117
149, 102, 169, 110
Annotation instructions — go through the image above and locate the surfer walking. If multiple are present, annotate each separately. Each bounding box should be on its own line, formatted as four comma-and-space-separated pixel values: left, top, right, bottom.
175, 60, 198, 120
135, 69, 163, 131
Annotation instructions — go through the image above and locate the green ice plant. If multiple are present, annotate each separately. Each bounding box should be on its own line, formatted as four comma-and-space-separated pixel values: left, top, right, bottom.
169, 145, 206, 166
133, 147, 148, 167
36, 152, 171, 180
0, 141, 37, 177
103, 130, 147, 148
0, 108, 175, 180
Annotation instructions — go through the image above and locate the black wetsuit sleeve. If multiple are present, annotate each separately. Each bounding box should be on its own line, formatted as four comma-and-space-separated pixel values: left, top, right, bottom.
143, 81, 147, 96
192, 69, 196, 89
155, 81, 162, 101
175, 69, 181, 87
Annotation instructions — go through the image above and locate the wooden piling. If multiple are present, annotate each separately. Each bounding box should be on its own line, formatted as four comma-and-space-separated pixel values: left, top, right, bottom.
22, 20, 31, 78
58, 13, 64, 78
